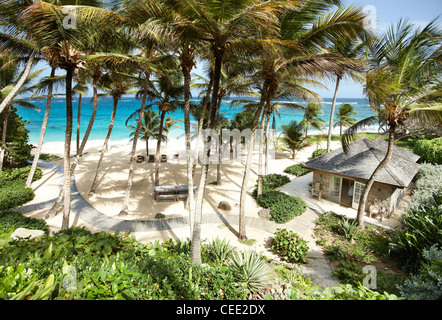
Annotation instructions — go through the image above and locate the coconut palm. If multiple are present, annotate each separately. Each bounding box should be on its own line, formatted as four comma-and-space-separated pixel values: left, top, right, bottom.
326, 37, 368, 152
89, 69, 136, 195
281, 120, 306, 159
126, 109, 161, 156
341, 19, 442, 227
334, 103, 357, 137
302, 102, 326, 138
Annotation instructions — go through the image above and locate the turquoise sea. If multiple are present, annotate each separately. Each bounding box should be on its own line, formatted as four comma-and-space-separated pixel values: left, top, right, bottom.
16, 96, 378, 145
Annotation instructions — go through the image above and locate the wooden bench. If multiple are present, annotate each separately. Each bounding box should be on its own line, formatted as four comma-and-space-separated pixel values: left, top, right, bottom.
154, 184, 197, 201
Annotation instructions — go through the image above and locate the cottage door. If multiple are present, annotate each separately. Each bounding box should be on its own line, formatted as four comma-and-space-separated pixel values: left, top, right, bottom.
352, 181, 365, 209
328, 175, 342, 203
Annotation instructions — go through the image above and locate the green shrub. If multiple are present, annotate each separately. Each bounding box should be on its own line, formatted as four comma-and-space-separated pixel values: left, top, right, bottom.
397, 245, 442, 300
410, 163, 442, 210
272, 228, 309, 263
0, 180, 35, 210
206, 237, 235, 266
337, 217, 359, 240
312, 148, 327, 159
256, 191, 306, 223
0, 210, 49, 237
229, 249, 271, 293
0, 165, 42, 182
390, 191, 442, 273
252, 174, 290, 199
413, 137, 442, 164
283, 164, 310, 177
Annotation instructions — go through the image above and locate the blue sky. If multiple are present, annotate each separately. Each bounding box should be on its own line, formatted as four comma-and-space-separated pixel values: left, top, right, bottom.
31, 1, 441, 99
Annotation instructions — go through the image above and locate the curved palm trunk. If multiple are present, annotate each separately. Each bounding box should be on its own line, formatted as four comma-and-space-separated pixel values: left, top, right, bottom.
239, 85, 268, 239
154, 110, 166, 186
46, 77, 99, 218
0, 51, 35, 115
356, 125, 396, 227
120, 79, 149, 216
61, 68, 74, 230
327, 75, 341, 152
89, 95, 119, 195
191, 48, 223, 264
0, 105, 11, 172
26, 67, 56, 187
264, 112, 271, 175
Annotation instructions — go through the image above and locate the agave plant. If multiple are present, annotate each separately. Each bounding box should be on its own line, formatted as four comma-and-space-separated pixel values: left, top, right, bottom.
338, 217, 359, 240
206, 237, 235, 265
229, 249, 271, 293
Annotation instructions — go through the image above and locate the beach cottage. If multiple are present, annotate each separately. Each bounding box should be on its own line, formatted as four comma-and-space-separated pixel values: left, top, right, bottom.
301, 138, 420, 216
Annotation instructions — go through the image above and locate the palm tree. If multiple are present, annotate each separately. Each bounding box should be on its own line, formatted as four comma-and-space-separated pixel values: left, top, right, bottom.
126, 109, 161, 156
334, 103, 357, 137
281, 120, 306, 159
341, 19, 442, 227
303, 102, 326, 138
89, 69, 135, 195
326, 37, 368, 152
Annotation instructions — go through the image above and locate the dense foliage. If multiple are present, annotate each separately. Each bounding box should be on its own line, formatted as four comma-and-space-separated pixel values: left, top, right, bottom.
413, 137, 442, 165
257, 191, 307, 223
272, 228, 309, 263
0, 210, 49, 238
283, 164, 310, 177
0, 227, 252, 300
0, 107, 33, 167
0, 165, 42, 182
311, 148, 327, 159
0, 180, 34, 211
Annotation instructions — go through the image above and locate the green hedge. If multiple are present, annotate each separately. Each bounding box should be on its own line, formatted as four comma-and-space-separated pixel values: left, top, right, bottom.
312, 148, 327, 159
252, 173, 290, 199
0, 166, 42, 182
0, 180, 35, 211
284, 164, 310, 177
413, 137, 442, 165
0, 210, 49, 237
257, 190, 307, 223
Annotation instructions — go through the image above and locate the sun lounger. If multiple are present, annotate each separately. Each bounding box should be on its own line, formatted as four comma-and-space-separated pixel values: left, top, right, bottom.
154, 184, 198, 201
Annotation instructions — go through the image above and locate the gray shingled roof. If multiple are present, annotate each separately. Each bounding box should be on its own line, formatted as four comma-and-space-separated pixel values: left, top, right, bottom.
301, 138, 421, 187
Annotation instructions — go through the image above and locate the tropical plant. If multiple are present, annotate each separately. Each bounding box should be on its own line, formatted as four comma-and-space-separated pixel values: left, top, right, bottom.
126, 109, 161, 156
341, 19, 442, 227
283, 164, 311, 177
412, 137, 442, 165
206, 237, 236, 266
334, 103, 358, 138
303, 102, 326, 138
271, 229, 309, 263
281, 120, 306, 159
229, 249, 271, 293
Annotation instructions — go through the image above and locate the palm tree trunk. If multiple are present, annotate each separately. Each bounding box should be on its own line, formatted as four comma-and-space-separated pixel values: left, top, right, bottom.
146, 139, 149, 156
180, 47, 196, 238
193, 77, 213, 177
26, 67, 56, 187
0, 51, 35, 115
216, 98, 223, 186
76, 93, 82, 156
257, 101, 271, 198
46, 76, 99, 218
61, 68, 74, 230
327, 75, 341, 153
154, 110, 166, 186
0, 105, 11, 172
239, 82, 268, 239
191, 47, 224, 264
120, 78, 149, 216
264, 112, 271, 175
89, 95, 118, 195
356, 124, 396, 227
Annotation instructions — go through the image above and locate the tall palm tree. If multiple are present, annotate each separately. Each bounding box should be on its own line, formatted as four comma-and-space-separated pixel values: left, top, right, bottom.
281, 120, 306, 159
89, 69, 135, 195
334, 103, 357, 137
326, 37, 368, 152
341, 19, 442, 227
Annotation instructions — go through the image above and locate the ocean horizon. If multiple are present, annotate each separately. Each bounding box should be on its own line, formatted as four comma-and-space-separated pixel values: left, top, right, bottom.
16, 96, 379, 145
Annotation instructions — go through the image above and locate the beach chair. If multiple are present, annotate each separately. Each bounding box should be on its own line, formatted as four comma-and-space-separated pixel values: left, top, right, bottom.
310, 183, 323, 201
148, 155, 155, 163
161, 154, 167, 162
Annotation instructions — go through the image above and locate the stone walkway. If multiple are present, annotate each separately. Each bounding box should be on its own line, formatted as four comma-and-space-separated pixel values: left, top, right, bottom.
19, 160, 341, 289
